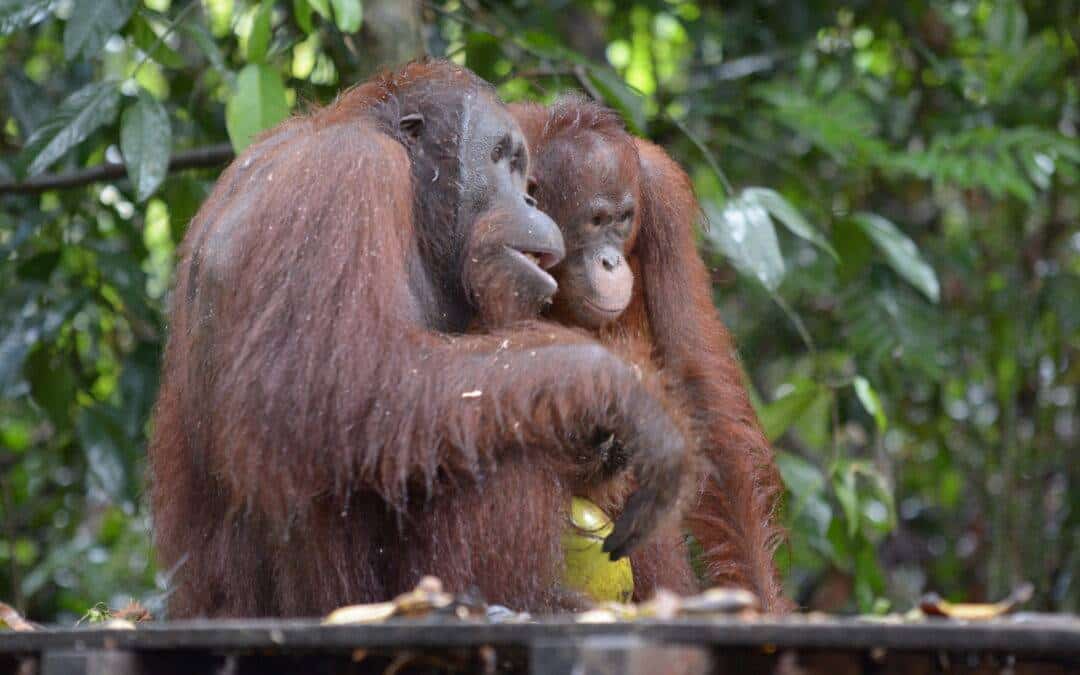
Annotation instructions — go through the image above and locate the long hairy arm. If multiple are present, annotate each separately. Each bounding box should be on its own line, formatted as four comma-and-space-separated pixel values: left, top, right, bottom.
634, 139, 789, 611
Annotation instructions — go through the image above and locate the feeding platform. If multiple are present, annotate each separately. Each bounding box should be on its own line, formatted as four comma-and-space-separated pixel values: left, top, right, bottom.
1, 613, 1078, 674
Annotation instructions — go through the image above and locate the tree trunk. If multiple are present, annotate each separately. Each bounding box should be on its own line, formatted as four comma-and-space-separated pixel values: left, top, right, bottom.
354, 0, 425, 77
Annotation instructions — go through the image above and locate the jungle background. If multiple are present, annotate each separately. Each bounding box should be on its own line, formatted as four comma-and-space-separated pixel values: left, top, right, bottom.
0, 0, 1077, 622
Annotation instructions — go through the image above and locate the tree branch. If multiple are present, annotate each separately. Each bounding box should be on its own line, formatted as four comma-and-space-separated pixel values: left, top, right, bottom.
0, 144, 235, 195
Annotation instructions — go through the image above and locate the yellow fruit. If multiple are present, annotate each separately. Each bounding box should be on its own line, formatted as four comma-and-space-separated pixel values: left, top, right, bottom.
561, 497, 634, 604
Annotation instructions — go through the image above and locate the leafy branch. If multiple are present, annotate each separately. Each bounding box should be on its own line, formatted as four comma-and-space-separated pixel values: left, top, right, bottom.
0, 144, 234, 195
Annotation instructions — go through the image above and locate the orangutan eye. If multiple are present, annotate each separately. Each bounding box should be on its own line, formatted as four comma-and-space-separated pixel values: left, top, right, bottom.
592, 211, 612, 227
491, 135, 511, 164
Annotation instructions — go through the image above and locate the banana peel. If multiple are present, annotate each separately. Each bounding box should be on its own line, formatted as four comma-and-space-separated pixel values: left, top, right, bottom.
919, 582, 1033, 620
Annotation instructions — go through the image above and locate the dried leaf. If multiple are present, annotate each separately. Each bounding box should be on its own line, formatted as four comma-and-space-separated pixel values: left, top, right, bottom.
0, 602, 36, 631
323, 602, 396, 625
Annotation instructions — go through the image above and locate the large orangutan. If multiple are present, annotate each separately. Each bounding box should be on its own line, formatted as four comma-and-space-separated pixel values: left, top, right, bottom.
149, 62, 694, 617
496, 97, 789, 612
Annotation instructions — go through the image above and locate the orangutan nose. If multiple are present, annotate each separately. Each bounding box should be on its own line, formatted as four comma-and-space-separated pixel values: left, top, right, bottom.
600, 249, 620, 272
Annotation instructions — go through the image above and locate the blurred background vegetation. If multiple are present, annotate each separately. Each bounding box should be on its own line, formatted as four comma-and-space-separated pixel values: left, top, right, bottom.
0, 0, 1077, 622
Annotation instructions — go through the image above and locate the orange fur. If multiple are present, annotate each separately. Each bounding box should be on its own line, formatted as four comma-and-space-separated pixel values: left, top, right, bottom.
510, 98, 790, 612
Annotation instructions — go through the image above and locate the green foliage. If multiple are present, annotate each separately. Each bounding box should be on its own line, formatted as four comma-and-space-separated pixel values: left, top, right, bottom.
21, 83, 121, 177
225, 63, 290, 152
120, 94, 172, 202
1, 0, 1078, 621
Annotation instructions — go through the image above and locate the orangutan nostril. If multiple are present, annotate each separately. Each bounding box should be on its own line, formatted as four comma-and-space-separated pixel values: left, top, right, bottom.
599, 251, 620, 272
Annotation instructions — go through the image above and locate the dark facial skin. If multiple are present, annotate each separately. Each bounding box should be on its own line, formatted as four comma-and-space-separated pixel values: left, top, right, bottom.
531, 132, 640, 329
448, 96, 566, 326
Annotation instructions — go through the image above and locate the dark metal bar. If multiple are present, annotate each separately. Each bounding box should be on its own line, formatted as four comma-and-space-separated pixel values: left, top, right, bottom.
1, 615, 1078, 655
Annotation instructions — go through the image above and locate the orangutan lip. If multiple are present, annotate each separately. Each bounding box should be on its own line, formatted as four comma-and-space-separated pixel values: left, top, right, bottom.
505, 246, 558, 289
583, 297, 626, 316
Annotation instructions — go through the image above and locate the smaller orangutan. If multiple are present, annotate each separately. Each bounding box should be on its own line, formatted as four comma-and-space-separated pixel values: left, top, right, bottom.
492, 97, 790, 612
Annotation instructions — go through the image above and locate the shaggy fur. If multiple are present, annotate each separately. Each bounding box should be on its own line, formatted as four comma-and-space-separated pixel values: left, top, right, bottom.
149, 62, 694, 617
510, 97, 790, 612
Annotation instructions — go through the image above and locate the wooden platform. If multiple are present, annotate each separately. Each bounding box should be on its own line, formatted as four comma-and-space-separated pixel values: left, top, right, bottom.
1, 613, 1078, 674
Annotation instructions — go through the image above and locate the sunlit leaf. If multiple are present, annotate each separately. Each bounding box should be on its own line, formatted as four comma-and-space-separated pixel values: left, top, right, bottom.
307, 0, 331, 19
293, 0, 313, 33
853, 376, 887, 433
225, 64, 290, 153
331, 0, 362, 33
63, 0, 137, 61
202, 0, 233, 37
742, 187, 838, 260
120, 93, 172, 202
130, 14, 185, 69
706, 197, 785, 291
852, 212, 939, 303
584, 66, 648, 135
246, 0, 273, 63
22, 81, 121, 176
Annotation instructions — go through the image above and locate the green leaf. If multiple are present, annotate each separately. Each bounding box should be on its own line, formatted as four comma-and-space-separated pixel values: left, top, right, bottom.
120, 94, 172, 202
63, 0, 137, 61
76, 406, 128, 499
5, 71, 50, 137
0, 0, 55, 36
757, 380, 824, 441
0, 323, 34, 394
293, 0, 313, 32
585, 66, 647, 135
742, 187, 838, 260
853, 376, 887, 433
330, 0, 362, 33
706, 197, 785, 291
16, 251, 60, 281
833, 463, 860, 538
777, 451, 826, 504
26, 348, 77, 430
203, 0, 234, 36
130, 14, 185, 69
22, 81, 121, 177
307, 0, 331, 19
851, 212, 940, 303
853, 542, 885, 613
841, 280, 943, 379
246, 0, 273, 63
987, 0, 1027, 52
182, 20, 228, 74
225, 64, 290, 153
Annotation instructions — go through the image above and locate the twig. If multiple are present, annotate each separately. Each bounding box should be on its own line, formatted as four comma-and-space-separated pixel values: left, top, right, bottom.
668, 115, 735, 197
769, 290, 816, 354
571, 65, 603, 102
131, 0, 201, 78
0, 144, 234, 195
